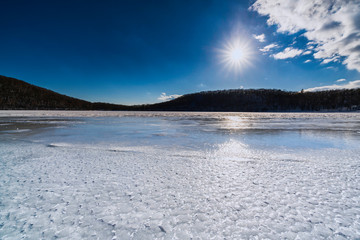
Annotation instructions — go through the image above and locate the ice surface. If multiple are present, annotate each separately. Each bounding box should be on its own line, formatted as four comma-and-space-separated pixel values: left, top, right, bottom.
0, 111, 360, 239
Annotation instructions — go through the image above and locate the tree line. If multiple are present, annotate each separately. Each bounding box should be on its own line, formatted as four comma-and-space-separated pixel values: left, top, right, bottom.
1, 75, 359, 111
138, 88, 360, 112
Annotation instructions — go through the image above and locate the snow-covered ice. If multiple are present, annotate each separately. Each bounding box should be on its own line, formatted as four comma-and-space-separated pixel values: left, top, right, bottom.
0, 111, 360, 239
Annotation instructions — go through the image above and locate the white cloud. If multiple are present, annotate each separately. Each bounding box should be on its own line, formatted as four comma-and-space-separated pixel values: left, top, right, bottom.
304, 59, 311, 63
198, 83, 206, 88
158, 92, 182, 101
304, 80, 360, 92
303, 50, 312, 55
336, 78, 346, 82
253, 34, 266, 42
272, 47, 303, 59
259, 43, 279, 52
250, 0, 360, 72
307, 45, 315, 50
321, 56, 341, 64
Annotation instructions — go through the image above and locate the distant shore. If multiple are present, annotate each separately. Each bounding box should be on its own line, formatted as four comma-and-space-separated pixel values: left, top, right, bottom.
2, 75, 360, 112
0, 110, 359, 118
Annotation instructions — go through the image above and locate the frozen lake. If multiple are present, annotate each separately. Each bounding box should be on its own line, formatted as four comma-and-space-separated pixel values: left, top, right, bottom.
1, 111, 360, 239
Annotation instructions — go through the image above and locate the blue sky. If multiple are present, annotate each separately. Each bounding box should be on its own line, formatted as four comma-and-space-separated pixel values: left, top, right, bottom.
0, 0, 359, 104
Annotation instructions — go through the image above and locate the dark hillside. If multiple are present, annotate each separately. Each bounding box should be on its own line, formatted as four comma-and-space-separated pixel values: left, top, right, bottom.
0, 75, 130, 110
0, 75, 93, 110
1, 75, 359, 111
138, 88, 360, 112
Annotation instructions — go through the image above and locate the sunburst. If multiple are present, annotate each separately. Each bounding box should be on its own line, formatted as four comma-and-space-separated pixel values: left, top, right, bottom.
218, 37, 254, 73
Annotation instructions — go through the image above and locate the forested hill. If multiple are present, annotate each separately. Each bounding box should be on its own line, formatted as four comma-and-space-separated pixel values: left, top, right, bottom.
138, 89, 360, 112
0, 75, 130, 110
1, 75, 360, 111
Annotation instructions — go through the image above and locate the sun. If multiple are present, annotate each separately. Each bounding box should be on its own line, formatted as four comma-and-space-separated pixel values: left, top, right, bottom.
218, 37, 253, 73
230, 47, 244, 62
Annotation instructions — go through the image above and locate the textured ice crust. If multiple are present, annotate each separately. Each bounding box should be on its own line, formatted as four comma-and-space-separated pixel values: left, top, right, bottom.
0, 111, 360, 239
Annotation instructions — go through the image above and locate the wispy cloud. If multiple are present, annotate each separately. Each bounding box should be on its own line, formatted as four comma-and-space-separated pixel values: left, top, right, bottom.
326, 66, 336, 70
307, 45, 315, 50
198, 83, 206, 89
304, 59, 311, 63
250, 0, 360, 72
259, 43, 278, 52
321, 56, 340, 65
336, 78, 346, 82
158, 92, 182, 101
253, 34, 266, 42
304, 80, 360, 92
272, 47, 303, 59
